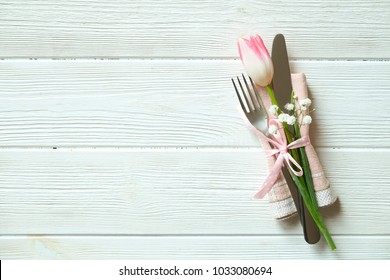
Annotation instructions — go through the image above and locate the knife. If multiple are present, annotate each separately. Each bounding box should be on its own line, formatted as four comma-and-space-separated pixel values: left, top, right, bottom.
271, 34, 320, 244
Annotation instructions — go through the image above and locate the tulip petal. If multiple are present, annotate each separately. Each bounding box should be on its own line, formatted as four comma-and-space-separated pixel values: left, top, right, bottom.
237, 38, 252, 61
255, 35, 270, 57
250, 35, 263, 59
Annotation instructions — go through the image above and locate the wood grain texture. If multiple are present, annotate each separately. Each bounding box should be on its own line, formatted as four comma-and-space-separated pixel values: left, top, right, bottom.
1, 236, 389, 259
0, 1, 389, 58
1, 60, 389, 147
0, 149, 389, 235
1, 0, 389, 260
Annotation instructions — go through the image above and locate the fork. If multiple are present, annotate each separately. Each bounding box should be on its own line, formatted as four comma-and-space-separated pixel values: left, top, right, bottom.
232, 74, 305, 232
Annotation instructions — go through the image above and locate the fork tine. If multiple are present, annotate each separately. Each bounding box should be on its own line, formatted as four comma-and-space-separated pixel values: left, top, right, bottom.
249, 76, 267, 113
237, 76, 254, 112
242, 74, 260, 110
231, 78, 248, 113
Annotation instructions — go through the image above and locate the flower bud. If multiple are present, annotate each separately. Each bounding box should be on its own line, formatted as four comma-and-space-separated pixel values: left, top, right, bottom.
238, 35, 273, 87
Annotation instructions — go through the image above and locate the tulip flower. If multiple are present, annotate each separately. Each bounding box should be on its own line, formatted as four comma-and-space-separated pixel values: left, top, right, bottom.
238, 35, 274, 87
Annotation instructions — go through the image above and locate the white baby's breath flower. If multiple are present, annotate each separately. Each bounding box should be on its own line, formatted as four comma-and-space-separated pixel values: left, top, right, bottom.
302, 115, 312, 125
284, 103, 294, 111
268, 105, 279, 115
268, 124, 278, 135
286, 115, 296, 125
278, 113, 289, 123
300, 98, 312, 107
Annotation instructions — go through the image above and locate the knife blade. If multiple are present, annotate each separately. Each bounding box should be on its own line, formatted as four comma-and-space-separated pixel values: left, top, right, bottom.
271, 34, 320, 244
272, 34, 293, 110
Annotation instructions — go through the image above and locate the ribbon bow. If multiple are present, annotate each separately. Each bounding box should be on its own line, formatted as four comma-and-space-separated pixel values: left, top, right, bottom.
251, 119, 310, 199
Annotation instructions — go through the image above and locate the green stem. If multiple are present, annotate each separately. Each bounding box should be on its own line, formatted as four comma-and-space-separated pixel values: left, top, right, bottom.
267, 85, 336, 250
266, 85, 279, 108
292, 101, 335, 249
289, 170, 336, 250
266, 86, 300, 170
293, 122, 317, 207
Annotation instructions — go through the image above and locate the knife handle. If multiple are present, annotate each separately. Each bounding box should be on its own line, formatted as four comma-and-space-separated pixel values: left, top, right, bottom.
282, 167, 320, 244
299, 193, 321, 244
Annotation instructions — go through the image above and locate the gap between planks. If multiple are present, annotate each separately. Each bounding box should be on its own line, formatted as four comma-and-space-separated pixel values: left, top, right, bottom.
1, 234, 389, 237
0, 147, 387, 152
1, 57, 390, 62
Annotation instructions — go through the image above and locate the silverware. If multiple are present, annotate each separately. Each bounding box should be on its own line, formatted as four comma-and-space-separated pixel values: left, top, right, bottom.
231, 74, 302, 218
232, 75, 268, 134
272, 34, 320, 244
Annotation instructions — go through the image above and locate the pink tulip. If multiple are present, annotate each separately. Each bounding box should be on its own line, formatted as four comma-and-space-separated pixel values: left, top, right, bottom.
238, 35, 273, 87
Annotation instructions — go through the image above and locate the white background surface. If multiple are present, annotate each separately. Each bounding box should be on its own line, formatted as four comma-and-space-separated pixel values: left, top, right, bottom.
0, 0, 389, 259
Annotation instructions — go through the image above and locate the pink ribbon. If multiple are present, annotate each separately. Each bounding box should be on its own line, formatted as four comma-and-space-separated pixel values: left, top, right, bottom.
250, 119, 310, 199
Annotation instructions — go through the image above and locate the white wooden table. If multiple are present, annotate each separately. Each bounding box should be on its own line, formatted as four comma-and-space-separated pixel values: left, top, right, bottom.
0, 0, 389, 259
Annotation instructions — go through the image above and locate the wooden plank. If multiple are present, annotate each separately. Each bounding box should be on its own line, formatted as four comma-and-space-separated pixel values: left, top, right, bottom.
1, 236, 389, 259
0, 1, 389, 58
0, 149, 389, 235
0, 60, 389, 147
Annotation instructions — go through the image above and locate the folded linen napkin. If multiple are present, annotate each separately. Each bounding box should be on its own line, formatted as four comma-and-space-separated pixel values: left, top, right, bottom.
256, 73, 337, 219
